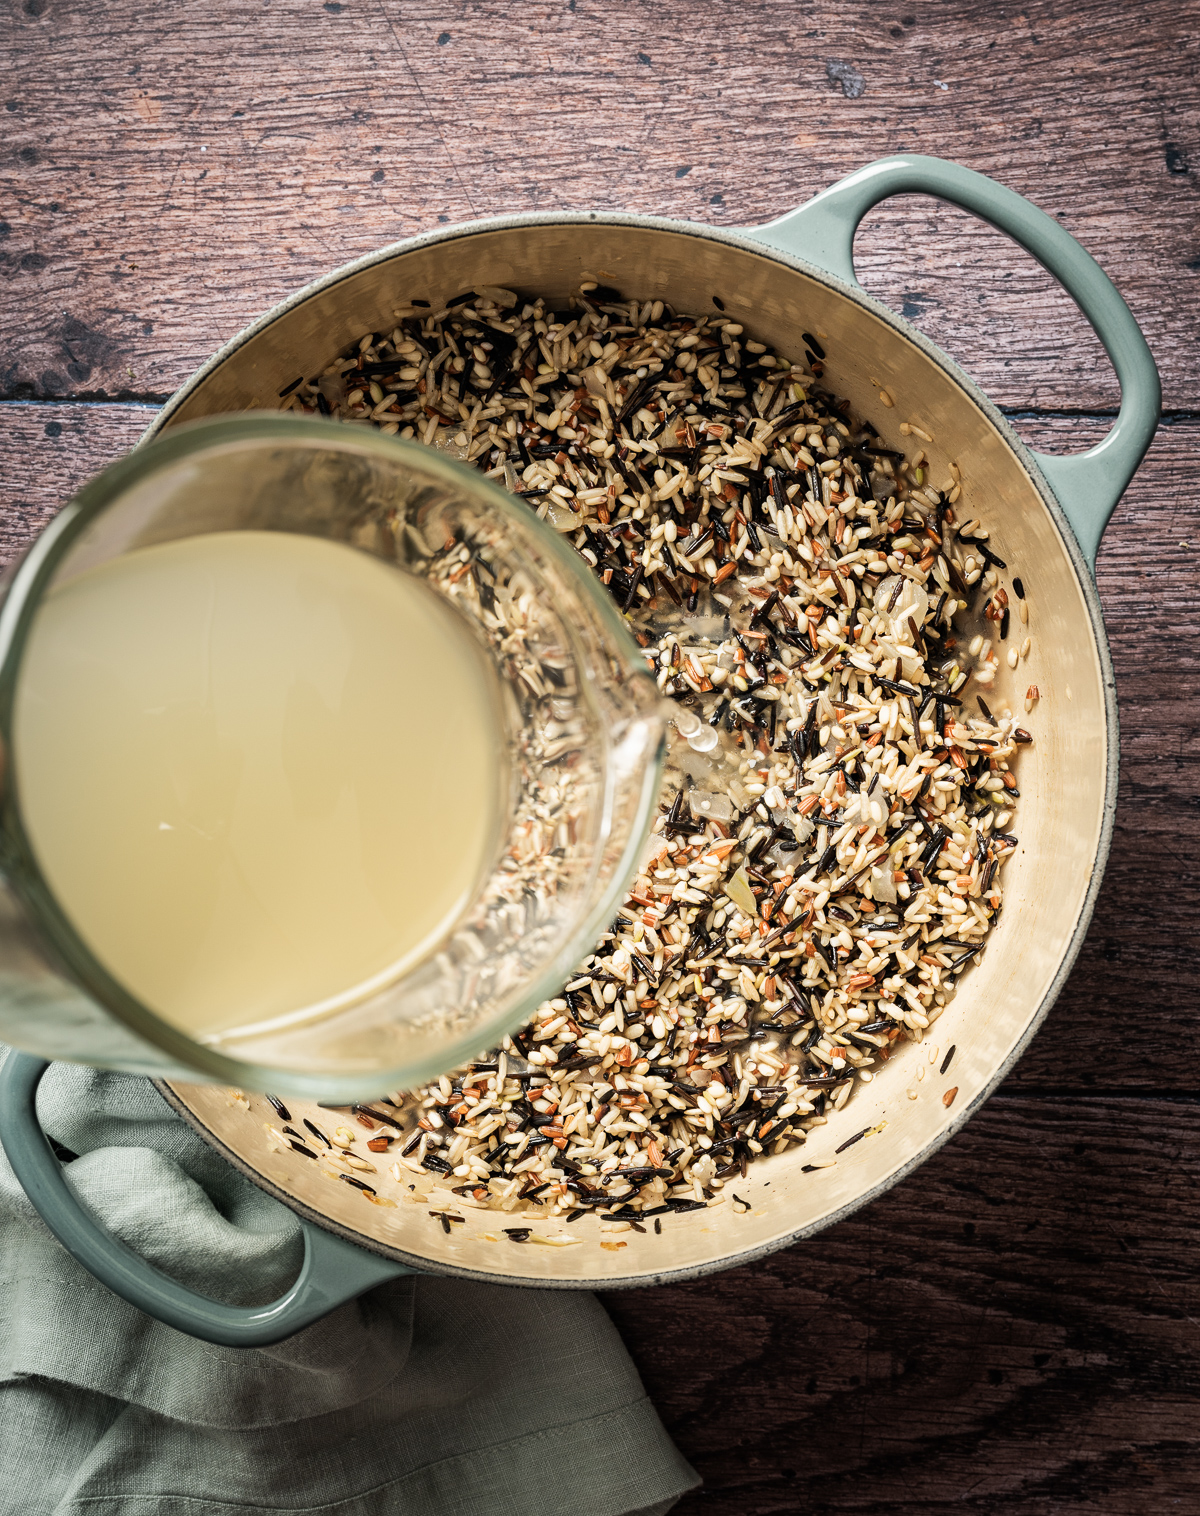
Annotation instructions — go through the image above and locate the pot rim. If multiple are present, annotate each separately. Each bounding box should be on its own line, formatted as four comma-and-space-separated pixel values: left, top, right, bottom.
150, 205, 1119, 1288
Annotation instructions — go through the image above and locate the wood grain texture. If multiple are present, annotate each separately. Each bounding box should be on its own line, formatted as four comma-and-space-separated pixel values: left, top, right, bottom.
0, 403, 152, 559
603, 1090, 1200, 1513
1, 0, 1198, 409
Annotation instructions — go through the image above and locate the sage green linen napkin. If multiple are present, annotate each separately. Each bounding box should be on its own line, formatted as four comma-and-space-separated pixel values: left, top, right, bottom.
0, 1049, 698, 1515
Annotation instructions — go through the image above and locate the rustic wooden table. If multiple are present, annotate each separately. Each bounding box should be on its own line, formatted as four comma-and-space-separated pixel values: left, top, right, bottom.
2, 1, 1197, 1508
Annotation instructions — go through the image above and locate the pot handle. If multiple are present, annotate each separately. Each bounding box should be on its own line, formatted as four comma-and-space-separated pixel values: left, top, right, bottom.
0, 1052, 415, 1348
745, 154, 1160, 568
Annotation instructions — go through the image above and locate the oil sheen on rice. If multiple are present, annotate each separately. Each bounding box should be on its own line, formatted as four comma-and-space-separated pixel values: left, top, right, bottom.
13, 529, 504, 1044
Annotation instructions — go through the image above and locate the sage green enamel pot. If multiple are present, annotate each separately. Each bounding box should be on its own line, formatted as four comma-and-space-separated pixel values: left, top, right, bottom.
0, 156, 1159, 1344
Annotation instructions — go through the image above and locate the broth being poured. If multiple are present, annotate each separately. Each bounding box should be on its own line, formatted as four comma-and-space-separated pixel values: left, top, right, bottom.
13, 529, 505, 1043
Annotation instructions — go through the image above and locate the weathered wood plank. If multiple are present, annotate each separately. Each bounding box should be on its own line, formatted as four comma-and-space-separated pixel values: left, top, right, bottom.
604, 1091, 1200, 1513
1, 0, 1196, 408
0, 403, 152, 561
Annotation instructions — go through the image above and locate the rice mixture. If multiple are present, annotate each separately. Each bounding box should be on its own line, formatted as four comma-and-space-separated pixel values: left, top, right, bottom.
276, 283, 1032, 1223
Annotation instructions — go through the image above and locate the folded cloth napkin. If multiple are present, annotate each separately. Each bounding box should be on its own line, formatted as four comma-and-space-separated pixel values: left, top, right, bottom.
0, 1049, 698, 1516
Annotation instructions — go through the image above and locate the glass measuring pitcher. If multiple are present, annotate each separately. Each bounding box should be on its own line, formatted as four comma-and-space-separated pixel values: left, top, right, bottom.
0, 416, 664, 1099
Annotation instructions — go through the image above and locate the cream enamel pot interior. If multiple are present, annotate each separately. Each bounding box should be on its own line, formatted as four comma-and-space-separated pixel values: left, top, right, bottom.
0, 156, 1159, 1345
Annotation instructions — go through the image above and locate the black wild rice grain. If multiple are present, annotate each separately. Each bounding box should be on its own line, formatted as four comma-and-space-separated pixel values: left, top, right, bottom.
339, 1174, 376, 1193
960, 533, 1007, 570
355, 1104, 405, 1130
